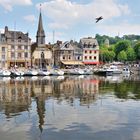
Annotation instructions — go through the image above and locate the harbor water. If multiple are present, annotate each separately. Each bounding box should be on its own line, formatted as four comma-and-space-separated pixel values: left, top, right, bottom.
0, 75, 140, 140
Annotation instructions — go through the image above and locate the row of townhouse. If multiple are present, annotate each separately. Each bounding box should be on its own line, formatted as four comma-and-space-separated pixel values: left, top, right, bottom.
0, 10, 100, 70
54, 38, 99, 68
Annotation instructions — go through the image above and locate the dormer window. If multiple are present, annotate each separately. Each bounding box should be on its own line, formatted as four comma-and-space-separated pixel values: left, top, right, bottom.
18, 36, 22, 42
93, 43, 96, 48
18, 36, 22, 39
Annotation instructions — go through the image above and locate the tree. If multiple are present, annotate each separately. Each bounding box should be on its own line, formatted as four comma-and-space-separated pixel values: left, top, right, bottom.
126, 47, 136, 61
114, 40, 131, 58
99, 45, 115, 62
117, 50, 127, 61
134, 42, 140, 60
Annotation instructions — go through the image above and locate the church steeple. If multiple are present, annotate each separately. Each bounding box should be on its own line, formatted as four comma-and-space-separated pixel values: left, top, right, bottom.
36, 5, 45, 46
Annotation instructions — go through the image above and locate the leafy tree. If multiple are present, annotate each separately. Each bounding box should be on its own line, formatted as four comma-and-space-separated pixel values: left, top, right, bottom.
134, 42, 140, 60
99, 45, 115, 62
114, 40, 131, 59
126, 47, 136, 61
117, 50, 127, 61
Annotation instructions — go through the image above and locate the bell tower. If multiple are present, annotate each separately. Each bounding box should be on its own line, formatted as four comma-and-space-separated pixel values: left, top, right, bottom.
36, 4, 45, 46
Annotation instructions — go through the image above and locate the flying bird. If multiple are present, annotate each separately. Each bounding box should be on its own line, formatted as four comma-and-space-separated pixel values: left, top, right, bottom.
95, 16, 103, 23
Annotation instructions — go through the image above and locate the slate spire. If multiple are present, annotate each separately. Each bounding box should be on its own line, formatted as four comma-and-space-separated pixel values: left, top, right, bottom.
36, 4, 45, 46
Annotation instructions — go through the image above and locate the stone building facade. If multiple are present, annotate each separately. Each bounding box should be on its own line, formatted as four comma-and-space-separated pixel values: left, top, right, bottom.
0, 26, 31, 69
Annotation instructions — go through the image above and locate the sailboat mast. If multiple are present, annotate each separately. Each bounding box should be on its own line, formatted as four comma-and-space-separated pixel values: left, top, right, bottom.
14, 22, 16, 67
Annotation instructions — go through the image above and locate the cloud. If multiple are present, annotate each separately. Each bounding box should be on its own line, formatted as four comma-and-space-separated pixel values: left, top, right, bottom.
0, 29, 4, 33
0, 0, 32, 11
23, 15, 36, 23
96, 22, 140, 37
36, 0, 131, 30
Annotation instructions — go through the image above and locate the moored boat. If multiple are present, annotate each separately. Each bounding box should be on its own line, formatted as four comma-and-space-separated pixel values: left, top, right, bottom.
122, 67, 131, 75
0, 69, 11, 77
24, 69, 38, 76
95, 65, 122, 76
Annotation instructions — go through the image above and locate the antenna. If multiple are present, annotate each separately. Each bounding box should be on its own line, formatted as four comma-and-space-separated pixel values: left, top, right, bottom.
0, 31, 1, 44
53, 30, 55, 44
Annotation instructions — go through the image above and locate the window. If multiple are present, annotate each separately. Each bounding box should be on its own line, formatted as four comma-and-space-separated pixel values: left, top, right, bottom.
18, 53, 22, 58
94, 50, 96, 54
85, 50, 87, 53
11, 45, 15, 50
24, 52, 28, 58
89, 56, 92, 60
63, 56, 65, 60
85, 56, 87, 60
11, 52, 15, 58
41, 52, 45, 58
93, 44, 96, 48
18, 46, 22, 50
2, 47, 5, 52
69, 56, 71, 60
77, 56, 80, 60
94, 56, 96, 60
18, 36, 22, 42
90, 50, 92, 54
2, 55, 5, 60
24, 46, 28, 50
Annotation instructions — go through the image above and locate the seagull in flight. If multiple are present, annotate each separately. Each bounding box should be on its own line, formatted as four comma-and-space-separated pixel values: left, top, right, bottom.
95, 16, 103, 23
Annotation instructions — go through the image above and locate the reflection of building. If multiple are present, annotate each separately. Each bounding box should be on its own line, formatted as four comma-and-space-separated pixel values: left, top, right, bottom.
0, 26, 31, 69
0, 78, 31, 117
31, 79, 52, 133
59, 76, 99, 105
36, 96, 45, 133
80, 78, 99, 106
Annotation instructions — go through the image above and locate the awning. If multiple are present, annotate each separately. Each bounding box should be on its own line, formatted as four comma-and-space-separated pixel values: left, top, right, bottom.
83, 61, 100, 65
61, 61, 84, 65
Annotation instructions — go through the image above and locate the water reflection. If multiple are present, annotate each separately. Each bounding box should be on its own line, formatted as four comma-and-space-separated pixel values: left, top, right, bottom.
0, 75, 140, 140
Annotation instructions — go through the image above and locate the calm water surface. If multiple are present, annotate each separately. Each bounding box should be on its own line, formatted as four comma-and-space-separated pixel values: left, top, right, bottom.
0, 75, 140, 140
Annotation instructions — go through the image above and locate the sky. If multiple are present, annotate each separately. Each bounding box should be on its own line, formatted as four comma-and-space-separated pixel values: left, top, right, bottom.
0, 0, 140, 44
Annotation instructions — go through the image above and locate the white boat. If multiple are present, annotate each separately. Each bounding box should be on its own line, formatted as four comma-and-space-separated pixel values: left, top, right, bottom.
83, 68, 93, 75
107, 65, 122, 74
68, 68, 84, 75
11, 69, 24, 76
96, 65, 122, 75
122, 67, 130, 74
0, 69, 11, 77
50, 69, 64, 76
38, 69, 50, 76
24, 69, 38, 76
